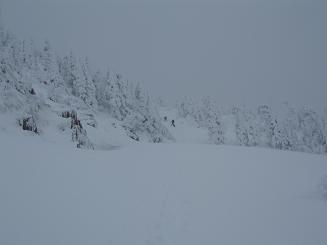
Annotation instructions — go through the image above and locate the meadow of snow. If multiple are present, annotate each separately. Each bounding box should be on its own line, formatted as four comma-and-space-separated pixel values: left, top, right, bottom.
1, 127, 327, 245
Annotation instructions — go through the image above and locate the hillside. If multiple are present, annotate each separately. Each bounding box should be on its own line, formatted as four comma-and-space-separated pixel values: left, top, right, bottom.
1, 1, 327, 244
1, 28, 327, 154
0, 29, 175, 149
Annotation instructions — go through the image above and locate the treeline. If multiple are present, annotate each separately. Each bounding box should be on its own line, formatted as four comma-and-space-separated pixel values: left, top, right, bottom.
1, 27, 326, 153
178, 98, 327, 154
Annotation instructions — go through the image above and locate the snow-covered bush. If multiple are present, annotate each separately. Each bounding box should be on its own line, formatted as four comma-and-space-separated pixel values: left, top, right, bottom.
208, 112, 224, 144
71, 122, 93, 149
67, 110, 93, 149
18, 116, 38, 133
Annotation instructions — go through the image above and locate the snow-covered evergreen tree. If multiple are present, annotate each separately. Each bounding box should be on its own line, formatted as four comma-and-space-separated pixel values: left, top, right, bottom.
208, 112, 224, 144
78, 58, 97, 108
271, 119, 292, 150
234, 107, 258, 146
297, 108, 325, 153
256, 105, 275, 147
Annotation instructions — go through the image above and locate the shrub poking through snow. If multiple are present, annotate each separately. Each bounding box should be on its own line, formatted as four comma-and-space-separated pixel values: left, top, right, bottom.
70, 114, 82, 130
122, 125, 140, 141
19, 116, 38, 133
29, 88, 36, 95
61, 111, 72, 118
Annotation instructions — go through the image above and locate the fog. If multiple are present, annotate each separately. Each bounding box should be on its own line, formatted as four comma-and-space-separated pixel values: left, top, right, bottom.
1, 0, 326, 109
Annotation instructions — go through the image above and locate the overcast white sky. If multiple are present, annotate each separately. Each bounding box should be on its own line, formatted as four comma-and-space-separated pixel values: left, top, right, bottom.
1, 0, 326, 109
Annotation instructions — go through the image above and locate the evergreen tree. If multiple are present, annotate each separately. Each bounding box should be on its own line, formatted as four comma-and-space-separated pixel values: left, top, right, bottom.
208, 112, 224, 144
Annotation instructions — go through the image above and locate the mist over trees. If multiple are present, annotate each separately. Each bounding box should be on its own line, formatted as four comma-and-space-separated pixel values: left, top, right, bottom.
177, 98, 327, 154
0, 27, 326, 154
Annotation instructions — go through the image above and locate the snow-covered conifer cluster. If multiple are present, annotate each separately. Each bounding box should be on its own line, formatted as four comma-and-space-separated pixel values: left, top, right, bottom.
0, 28, 173, 148
177, 98, 327, 154
1, 27, 326, 154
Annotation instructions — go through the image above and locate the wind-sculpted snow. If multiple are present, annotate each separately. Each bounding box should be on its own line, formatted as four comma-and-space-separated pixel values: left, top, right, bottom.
1, 132, 327, 245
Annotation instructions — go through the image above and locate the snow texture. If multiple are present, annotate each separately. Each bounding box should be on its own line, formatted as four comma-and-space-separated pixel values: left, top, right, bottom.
1, 131, 327, 245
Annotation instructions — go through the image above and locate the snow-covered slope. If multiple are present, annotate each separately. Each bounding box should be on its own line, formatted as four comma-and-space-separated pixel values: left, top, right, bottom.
159, 107, 209, 144
1, 131, 327, 245
0, 29, 174, 149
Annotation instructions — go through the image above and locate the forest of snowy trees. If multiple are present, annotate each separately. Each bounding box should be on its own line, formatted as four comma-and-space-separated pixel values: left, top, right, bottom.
0, 27, 326, 154
0, 28, 173, 147
177, 97, 327, 154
